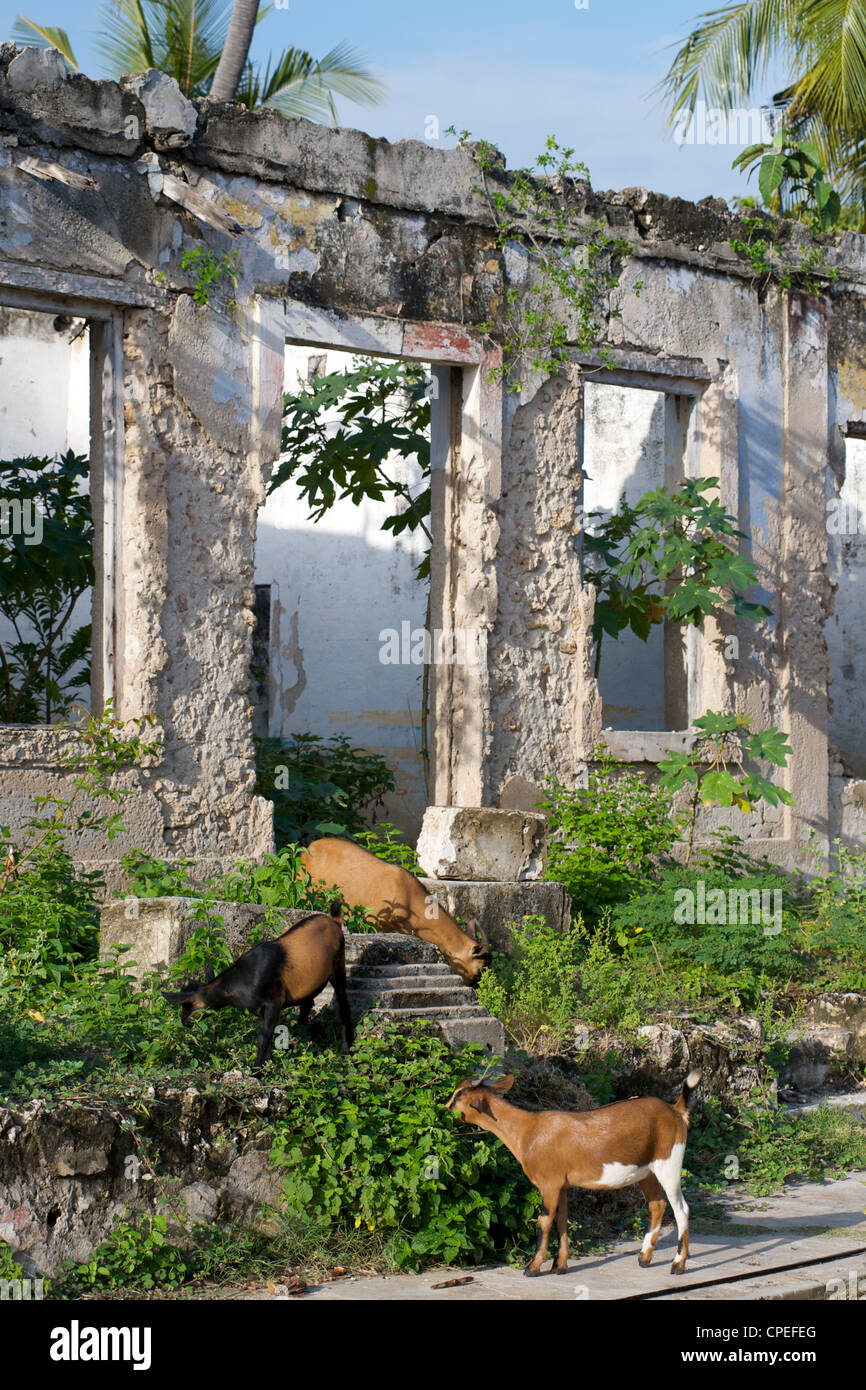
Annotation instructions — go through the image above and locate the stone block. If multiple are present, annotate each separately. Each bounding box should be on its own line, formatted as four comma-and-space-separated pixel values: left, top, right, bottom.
419, 877, 570, 954
7, 46, 68, 92
416, 806, 547, 881
125, 69, 197, 145
99, 897, 313, 979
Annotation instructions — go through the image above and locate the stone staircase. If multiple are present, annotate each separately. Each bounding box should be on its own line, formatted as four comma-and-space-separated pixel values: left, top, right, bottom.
316, 933, 505, 1056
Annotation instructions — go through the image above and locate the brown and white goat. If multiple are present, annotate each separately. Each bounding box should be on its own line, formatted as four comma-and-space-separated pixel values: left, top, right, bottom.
300, 837, 490, 986
446, 1070, 702, 1277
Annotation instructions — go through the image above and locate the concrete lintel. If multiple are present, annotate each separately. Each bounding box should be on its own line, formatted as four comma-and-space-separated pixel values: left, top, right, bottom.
599, 729, 695, 762
0, 259, 168, 314
574, 346, 710, 394
283, 299, 485, 364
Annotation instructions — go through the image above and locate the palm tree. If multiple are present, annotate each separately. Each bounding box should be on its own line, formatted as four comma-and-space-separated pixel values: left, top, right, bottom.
210, 0, 259, 102
12, 0, 384, 122
657, 0, 866, 207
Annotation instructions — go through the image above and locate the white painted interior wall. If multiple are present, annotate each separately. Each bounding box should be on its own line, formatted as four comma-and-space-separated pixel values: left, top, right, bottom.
827, 436, 866, 776
255, 345, 430, 837
0, 309, 91, 721
583, 381, 668, 730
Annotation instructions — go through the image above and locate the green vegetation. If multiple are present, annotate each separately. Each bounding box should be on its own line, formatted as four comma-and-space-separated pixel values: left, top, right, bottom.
480, 752, 866, 1034
253, 731, 396, 848
270, 1029, 537, 1270
273, 356, 432, 578
448, 131, 641, 390
584, 476, 771, 678
180, 248, 240, 310
688, 1092, 866, 1198
0, 451, 93, 723
732, 129, 842, 231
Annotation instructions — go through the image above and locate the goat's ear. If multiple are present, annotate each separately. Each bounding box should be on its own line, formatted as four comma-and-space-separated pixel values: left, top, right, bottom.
163, 990, 192, 1005
488, 1074, 515, 1094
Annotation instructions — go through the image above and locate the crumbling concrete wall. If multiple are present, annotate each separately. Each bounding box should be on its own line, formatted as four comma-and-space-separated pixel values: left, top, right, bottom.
1, 45, 865, 876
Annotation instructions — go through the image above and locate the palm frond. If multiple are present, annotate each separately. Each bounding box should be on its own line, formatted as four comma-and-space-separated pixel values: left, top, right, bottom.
655, 0, 803, 118
256, 41, 384, 123
795, 0, 866, 131
93, 0, 232, 95
11, 16, 79, 68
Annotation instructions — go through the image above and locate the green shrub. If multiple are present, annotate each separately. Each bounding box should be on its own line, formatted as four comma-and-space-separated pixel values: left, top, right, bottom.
688, 1091, 866, 1197
539, 752, 680, 921
254, 732, 395, 846
0, 848, 101, 1002
608, 862, 801, 1003
477, 915, 584, 1047
270, 1025, 538, 1269
0, 1239, 25, 1281
56, 1212, 191, 1295
353, 822, 421, 873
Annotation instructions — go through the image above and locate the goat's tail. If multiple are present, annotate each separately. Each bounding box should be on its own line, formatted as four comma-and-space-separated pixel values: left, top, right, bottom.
329, 899, 343, 921
674, 1070, 702, 1120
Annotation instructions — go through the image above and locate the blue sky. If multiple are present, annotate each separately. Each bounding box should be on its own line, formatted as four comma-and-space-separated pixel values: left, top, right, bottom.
1, 0, 788, 204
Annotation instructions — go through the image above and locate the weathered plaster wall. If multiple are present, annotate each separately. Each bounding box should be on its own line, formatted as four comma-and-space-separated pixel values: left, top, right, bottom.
1, 46, 864, 874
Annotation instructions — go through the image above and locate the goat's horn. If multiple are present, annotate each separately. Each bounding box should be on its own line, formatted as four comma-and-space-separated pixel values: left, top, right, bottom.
204, 967, 215, 984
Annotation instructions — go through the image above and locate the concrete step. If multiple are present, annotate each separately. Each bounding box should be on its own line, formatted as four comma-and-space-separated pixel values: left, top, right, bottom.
343, 933, 441, 967
347, 981, 473, 1005
353, 1002, 491, 1021
320, 931, 505, 1055
349, 962, 455, 978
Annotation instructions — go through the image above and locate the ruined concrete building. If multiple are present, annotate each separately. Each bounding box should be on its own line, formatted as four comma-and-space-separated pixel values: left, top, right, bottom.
2, 42, 866, 880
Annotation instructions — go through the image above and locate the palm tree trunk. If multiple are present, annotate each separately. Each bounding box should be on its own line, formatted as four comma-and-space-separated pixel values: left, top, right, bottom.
209, 0, 260, 101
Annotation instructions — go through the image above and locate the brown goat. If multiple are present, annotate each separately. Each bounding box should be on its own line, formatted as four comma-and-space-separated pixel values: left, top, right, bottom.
446, 1070, 702, 1276
299, 837, 490, 986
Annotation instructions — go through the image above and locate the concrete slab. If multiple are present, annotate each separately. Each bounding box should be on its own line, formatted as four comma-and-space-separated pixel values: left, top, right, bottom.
231, 1171, 866, 1302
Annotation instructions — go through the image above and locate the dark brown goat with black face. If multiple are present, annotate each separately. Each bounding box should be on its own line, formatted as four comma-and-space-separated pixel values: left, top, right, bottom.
446, 1070, 702, 1277
163, 909, 353, 1071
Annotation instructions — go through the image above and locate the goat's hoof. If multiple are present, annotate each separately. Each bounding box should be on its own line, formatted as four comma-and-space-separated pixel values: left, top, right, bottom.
670, 1263, 686, 1276
523, 1266, 542, 1278
553, 1264, 569, 1276
638, 1254, 653, 1268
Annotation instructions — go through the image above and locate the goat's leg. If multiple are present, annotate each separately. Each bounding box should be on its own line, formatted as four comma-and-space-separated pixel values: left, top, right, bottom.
253, 999, 282, 1073
297, 995, 315, 1030
652, 1154, 690, 1275
330, 958, 354, 1053
553, 1189, 569, 1274
525, 1185, 560, 1276
637, 1174, 667, 1268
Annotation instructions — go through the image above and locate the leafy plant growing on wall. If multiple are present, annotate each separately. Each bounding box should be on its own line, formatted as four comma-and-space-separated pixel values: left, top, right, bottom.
272, 356, 432, 576
584, 475, 771, 677
657, 711, 794, 864
732, 129, 842, 232
0, 452, 94, 724
180, 248, 241, 310
447, 130, 641, 391
254, 731, 395, 847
